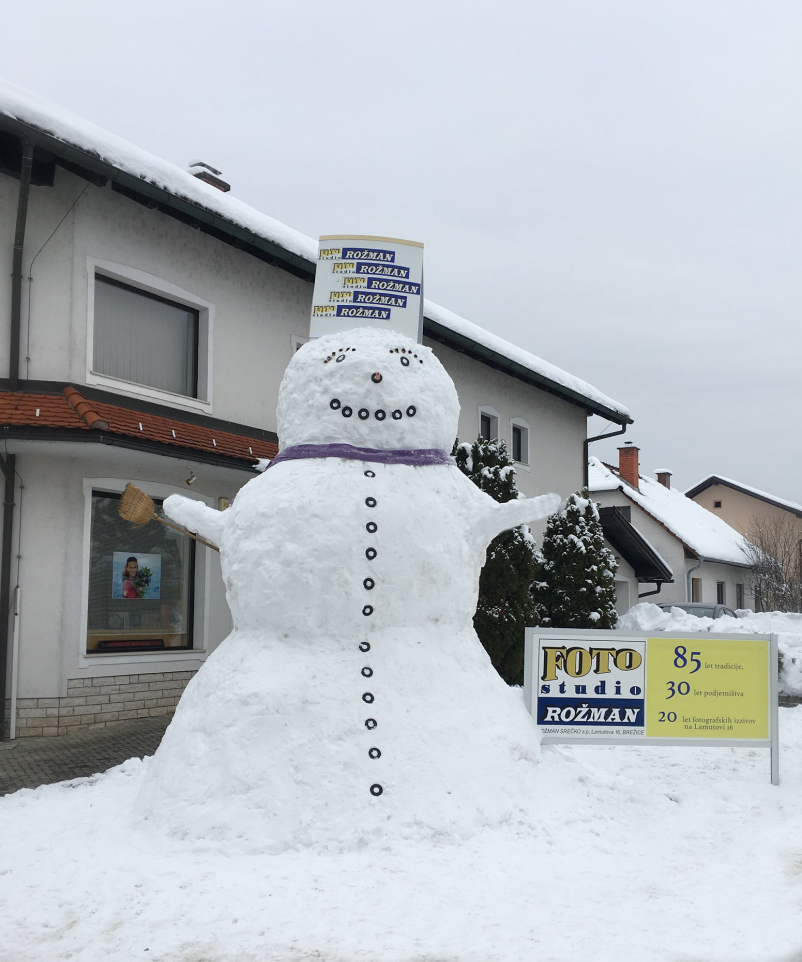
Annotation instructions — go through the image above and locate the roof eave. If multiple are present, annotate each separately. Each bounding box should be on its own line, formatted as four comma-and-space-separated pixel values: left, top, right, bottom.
0, 113, 316, 282
423, 317, 632, 424
685, 475, 802, 519
1, 425, 262, 471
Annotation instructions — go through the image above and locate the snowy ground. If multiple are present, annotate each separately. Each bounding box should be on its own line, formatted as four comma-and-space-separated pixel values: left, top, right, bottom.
2, 707, 801, 962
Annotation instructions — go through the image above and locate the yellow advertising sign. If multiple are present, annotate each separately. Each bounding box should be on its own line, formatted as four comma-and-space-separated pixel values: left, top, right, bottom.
645, 637, 769, 739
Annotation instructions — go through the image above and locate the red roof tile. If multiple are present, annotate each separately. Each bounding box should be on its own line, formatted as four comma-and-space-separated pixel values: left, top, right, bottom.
0, 388, 277, 465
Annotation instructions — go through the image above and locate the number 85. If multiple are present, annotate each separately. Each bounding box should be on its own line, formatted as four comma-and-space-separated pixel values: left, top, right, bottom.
673, 646, 701, 673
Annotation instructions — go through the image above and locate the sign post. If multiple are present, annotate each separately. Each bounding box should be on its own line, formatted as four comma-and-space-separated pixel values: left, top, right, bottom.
523, 628, 780, 784
309, 235, 424, 342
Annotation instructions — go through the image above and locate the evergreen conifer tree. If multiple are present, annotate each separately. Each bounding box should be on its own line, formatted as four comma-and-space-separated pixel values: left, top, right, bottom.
453, 437, 540, 685
532, 491, 619, 629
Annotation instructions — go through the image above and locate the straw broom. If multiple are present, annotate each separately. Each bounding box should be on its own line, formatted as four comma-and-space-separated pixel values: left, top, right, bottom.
118, 483, 220, 552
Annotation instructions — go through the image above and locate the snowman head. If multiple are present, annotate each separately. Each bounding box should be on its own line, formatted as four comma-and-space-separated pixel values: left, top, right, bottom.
277, 328, 460, 451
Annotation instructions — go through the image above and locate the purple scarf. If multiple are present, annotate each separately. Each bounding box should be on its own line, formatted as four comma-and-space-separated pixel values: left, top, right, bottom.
265, 443, 455, 469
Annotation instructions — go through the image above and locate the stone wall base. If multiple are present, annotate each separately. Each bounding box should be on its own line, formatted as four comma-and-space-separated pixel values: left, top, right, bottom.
10, 671, 197, 737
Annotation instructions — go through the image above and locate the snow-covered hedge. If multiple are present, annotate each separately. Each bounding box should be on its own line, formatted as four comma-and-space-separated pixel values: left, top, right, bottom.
619, 603, 802, 697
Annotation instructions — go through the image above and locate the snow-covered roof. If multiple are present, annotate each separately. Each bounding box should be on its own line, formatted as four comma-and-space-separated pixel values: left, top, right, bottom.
685, 474, 802, 517
588, 457, 750, 566
0, 79, 630, 424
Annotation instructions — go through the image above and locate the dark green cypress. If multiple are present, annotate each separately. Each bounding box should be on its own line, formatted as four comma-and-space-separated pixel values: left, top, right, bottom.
453, 437, 540, 685
532, 490, 619, 629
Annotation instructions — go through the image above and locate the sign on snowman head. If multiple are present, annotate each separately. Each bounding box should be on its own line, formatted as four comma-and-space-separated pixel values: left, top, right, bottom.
309, 235, 424, 342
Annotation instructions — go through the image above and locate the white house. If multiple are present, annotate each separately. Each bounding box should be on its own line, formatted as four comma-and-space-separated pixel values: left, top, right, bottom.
0, 81, 630, 738
589, 446, 753, 613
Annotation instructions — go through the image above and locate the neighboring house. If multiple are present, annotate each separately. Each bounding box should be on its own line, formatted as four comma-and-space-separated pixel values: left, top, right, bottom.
589, 446, 753, 612
686, 475, 802, 540
0, 82, 630, 738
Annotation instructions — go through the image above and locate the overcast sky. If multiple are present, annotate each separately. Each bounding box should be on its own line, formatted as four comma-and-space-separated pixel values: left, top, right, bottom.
2, 0, 800, 496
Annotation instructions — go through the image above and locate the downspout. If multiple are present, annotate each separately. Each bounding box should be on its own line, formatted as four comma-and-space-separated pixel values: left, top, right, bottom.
686, 559, 703, 602
1, 139, 31, 739
10, 140, 34, 392
583, 423, 627, 488
0, 455, 16, 741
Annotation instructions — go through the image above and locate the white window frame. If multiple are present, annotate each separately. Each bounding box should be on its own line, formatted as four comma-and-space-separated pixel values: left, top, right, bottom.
86, 257, 214, 413
77, 477, 215, 670
478, 405, 500, 442
510, 417, 530, 469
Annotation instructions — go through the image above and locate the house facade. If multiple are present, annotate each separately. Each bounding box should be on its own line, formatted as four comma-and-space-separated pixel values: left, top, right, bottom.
686, 475, 802, 540
590, 446, 754, 613
0, 82, 630, 738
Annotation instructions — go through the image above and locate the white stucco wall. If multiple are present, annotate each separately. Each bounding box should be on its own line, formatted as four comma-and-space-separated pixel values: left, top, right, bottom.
1, 167, 313, 429
8, 444, 248, 698
424, 338, 588, 505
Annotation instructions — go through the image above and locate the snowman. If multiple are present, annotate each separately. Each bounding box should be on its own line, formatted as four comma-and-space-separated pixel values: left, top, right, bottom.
136, 327, 560, 852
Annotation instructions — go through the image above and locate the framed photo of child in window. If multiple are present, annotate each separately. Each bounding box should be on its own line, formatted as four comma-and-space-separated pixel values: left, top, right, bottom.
112, 552, 162, 600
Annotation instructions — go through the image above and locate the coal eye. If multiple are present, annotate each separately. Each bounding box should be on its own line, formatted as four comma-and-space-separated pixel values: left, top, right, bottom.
400, 356, 410, 367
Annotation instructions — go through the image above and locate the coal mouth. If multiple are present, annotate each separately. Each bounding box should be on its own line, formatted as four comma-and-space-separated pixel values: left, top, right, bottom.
329, 399, 416, 421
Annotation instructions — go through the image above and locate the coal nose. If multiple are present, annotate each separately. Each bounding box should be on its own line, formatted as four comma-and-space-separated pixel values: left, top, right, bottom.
370, 372, 383, 383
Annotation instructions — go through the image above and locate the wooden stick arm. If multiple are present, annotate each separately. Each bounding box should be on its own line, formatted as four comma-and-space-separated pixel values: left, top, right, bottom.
474, 493, 561, 548
163, 494, 227, 549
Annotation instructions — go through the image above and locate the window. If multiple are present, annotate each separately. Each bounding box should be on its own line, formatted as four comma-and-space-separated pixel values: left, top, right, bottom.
87, 259, 213, 409
478, 407, 499, 442
94, 276, 199, 397
691, 577, 702, 602
736, 583, 745, 609
86, 491, 195, 654
713, 501, 722, 509
510, 418, 530, 465
716, 581, 726, 605
291, 334, 310, 353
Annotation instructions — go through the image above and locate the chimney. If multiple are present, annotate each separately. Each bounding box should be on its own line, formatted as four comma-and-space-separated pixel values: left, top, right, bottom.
187, 160, 231, 193
655, 469, 672, 489
618, 442, 640, 490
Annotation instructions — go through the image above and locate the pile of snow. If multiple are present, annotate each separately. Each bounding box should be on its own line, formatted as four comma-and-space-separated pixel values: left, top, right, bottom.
621, 603, 802, 696
2, 709, 802, 961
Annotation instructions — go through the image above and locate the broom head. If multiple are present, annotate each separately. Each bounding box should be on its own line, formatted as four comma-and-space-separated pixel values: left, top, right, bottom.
119, 483, 157, 527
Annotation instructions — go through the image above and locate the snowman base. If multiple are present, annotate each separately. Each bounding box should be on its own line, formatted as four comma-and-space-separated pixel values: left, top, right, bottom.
136, 624, 543, 853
